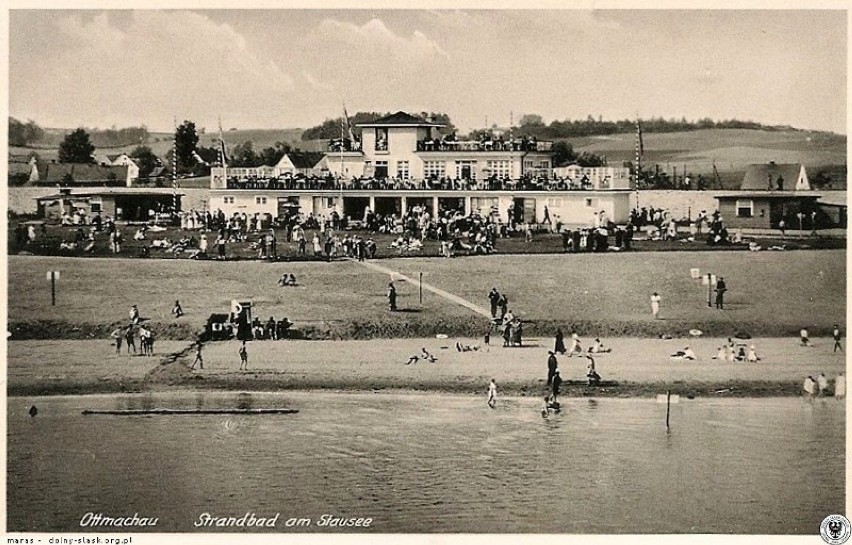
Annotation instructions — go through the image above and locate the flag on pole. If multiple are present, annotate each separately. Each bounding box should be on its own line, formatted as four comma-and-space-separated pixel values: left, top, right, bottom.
218, 117, 228, 167
343, 103, 356, 143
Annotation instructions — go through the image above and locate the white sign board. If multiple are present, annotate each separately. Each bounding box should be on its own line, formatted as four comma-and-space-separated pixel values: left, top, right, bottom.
46, 271, 60, 280
690, 268, 700, 279
701, 274, 717, 286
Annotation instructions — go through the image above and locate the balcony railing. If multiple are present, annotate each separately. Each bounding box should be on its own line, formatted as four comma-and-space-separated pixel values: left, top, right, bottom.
417, 139, 552, 152
220, 175, 629, 192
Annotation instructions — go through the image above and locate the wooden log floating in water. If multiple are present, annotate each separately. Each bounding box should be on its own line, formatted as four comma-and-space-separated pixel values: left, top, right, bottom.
81, 408, 299, 415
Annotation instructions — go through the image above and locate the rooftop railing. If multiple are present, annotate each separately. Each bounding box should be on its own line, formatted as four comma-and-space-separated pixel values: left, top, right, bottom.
219, 175, 630, 192
417, 139, 553, 152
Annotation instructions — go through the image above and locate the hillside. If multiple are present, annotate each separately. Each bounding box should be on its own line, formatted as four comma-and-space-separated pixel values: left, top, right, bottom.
567, 129, 846, 184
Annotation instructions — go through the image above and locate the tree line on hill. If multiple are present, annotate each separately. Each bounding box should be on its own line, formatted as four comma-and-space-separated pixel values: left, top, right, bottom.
9, 117, 150, 148
300, 111, 804, 143
512, 114, 804, 139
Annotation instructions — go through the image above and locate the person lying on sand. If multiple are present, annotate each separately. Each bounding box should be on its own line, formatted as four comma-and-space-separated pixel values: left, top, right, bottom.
421, 347, 438, 362
588, 338, 611, 354
670, 346, 696, 360
456, 342, 480, 352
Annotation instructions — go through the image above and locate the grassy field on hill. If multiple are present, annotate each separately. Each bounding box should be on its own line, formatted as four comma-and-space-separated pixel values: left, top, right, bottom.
8, 250, 845, 341
568, 128, 846, 186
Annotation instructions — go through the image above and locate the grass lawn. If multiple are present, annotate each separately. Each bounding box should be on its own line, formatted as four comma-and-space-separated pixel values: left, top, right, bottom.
8, 249, 845, 340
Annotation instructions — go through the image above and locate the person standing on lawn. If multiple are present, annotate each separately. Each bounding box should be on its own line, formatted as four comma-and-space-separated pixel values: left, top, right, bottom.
715, 277, 727, 310
387, 282, 398, 311
488, 288, 501, 318
651, 292, 661, 319
833, 325, 842, 352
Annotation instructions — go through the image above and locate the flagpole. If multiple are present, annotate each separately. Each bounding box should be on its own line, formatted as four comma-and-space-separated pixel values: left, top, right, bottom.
634, 114, 642, 211
339, 104, 345, 212
218, 116, 227, 184
172, 116, 178, 216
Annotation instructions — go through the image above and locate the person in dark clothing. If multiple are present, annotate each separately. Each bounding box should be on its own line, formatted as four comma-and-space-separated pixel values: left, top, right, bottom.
551, 369, 563, 398
555, 328, 566, 354
502, 322, 512, 347
498, 294, 508, 321
571, 230, 581, 253
834, 325, 843, 353
124, 325, 136, 355
547, 351, 558, 386
387, 282, 398, 311
715, 277, 727, 309
488, 288, 501, 318
356, 238, 366, 262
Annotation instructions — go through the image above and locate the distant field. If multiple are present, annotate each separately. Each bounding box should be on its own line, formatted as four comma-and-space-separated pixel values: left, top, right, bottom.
8, 250, 845, 340
568, 129, 846, 182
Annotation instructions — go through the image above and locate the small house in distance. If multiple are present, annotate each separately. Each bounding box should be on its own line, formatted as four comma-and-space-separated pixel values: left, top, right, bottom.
740, 162, 810, 191
35, 188, 184, 222
714, 162, 819, 230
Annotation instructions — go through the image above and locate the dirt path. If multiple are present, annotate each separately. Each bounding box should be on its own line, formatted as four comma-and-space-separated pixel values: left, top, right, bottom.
350, 258, 493, 319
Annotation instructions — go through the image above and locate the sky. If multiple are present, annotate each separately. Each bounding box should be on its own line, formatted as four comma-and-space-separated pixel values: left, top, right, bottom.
8, 9, 848, 134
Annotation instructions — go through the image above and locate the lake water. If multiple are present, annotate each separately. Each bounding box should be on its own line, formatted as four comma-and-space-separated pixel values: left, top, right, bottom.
6, 392, 844, 534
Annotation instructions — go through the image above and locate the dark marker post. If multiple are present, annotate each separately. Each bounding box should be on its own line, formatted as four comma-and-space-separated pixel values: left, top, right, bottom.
419, 272, 423, 304
706, 273, 713, 308
666, 389, 671, 430
47, 270, 59, 306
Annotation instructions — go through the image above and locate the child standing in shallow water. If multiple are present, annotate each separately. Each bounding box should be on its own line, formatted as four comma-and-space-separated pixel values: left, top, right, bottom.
487, 379, 497, 408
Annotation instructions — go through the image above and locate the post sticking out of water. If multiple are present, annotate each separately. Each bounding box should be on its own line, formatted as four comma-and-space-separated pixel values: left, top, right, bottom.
666, 389, 671, 430
419, 272, 423, 304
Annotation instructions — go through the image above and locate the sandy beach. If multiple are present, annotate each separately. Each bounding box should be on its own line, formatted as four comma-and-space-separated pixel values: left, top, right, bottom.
8, 336, 845, 397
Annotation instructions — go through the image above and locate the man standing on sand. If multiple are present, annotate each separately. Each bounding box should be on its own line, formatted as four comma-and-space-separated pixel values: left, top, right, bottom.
651, 292, 661, 319
554, 328, 566, 355
487, 379, 497, 408
800, 327, 811, 347
190, 343, 204, 370
551, 369, 563, 399
547, 351, 558, 386
110, 327, 123, 355
124, 325, 136, 355
239, 340, 248, 370
833, 324, 842, 352
715, 277, 727, 310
